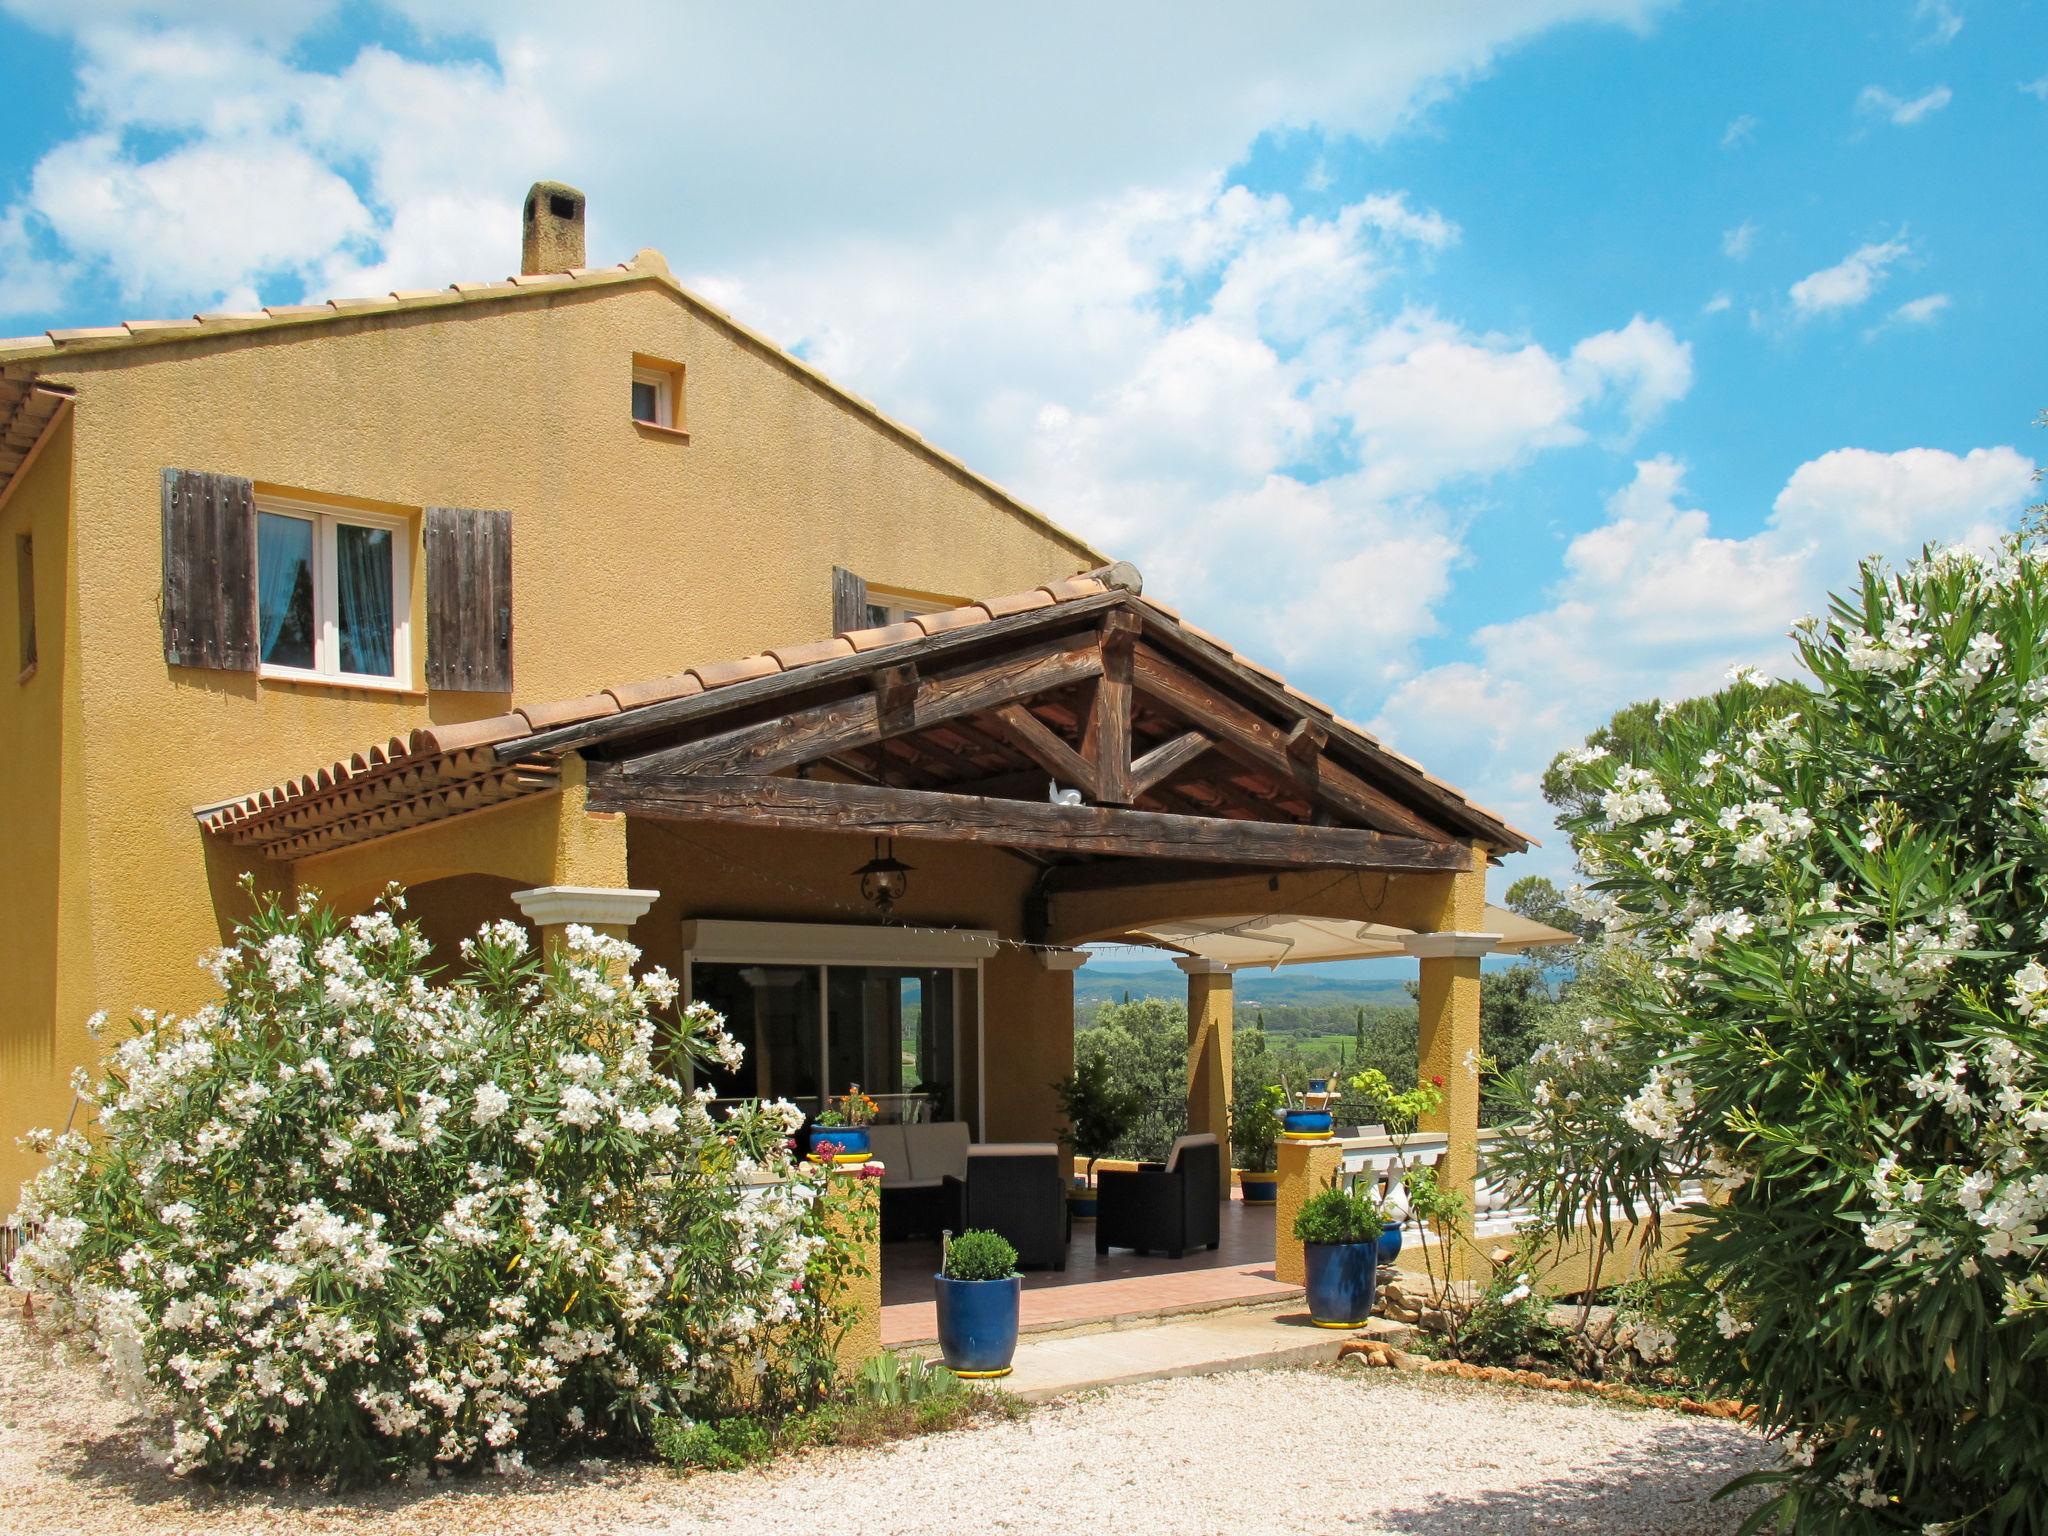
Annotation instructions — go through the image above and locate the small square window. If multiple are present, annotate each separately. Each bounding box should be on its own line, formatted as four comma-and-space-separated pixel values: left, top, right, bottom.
630, 354, 686, 435
256, 498, 410, 686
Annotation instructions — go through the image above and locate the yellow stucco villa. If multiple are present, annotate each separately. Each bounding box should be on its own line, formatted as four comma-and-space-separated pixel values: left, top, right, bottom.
0, 186, 1539, 1298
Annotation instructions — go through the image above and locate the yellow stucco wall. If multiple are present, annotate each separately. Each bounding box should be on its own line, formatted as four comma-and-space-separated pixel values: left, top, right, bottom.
1, 276, 1101, 1207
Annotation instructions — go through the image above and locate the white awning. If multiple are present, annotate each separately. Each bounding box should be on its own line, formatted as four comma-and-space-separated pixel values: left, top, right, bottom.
1117, 903, 1575, 970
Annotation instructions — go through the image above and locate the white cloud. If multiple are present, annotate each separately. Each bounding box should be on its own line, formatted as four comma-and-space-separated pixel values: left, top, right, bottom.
1721, 113, 1759, 147
1702, 292, 1733, 315
1881, 292, 1953, 330
1789, 238, 1910, 316
1371, 443, 2037, 874
2022, 74, 2048, 103
1721, 220, 1758, 261
1857, 84, 1953, 125
1915, 1, 1963, 47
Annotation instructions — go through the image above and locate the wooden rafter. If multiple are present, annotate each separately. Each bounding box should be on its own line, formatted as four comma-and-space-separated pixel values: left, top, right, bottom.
1129, 729, 1213, 799
589, 772, 1473, 871
985, 702, 1099, 799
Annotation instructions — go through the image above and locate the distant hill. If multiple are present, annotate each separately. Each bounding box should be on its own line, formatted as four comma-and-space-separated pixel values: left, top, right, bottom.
1074, 965, 1415, 1009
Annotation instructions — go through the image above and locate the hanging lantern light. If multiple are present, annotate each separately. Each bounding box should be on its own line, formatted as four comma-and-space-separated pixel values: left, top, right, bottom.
854, 835, 913, 914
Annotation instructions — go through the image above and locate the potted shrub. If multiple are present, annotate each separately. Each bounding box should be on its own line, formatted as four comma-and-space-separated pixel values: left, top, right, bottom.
809, 1084, 878, 1163
1053, 1047, 1142, 1219
1292, 1185, 1389, 1327
934, 1229, 1022, 1378
1231, 1083, 1284, 1204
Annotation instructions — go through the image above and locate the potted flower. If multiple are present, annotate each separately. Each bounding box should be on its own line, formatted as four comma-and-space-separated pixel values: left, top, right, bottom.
1345, 1068, 1445, 1262
1053, 1047, 1142, 1219
934, 1228, 1022, 1378
1292, 1185, 1390, 1327
810, 1084, 879, 1163
1277, 1070, 1333, 1140
1231, 1083, 1284, 1204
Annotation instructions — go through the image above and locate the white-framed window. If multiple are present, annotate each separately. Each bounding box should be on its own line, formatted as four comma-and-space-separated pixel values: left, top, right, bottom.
631, 365, 674, 427
255, 496, 411, 687
863, 590, 954, 629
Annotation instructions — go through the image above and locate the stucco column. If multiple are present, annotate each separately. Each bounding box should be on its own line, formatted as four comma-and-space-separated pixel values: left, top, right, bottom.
511, 885, 660, 966
1403, 930, 1498, 1277
823, 1167, 884, 1378
1274, 1135, 1342, 1286
1176, 955, 1234, 1199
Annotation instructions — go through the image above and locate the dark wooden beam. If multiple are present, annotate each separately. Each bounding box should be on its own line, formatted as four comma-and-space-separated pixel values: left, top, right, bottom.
1041, 858, 1319, 895
1129, 729, 1212, 799
620, 638, 1103, 778
1130, 645, 1446, 842
590, 772, 1475, 871
986, 703, 1099, 799
503, 589, 1128, 759
1285, 717, 1328, 764
874, 662, 918, 727
1087, 610, 1140, 804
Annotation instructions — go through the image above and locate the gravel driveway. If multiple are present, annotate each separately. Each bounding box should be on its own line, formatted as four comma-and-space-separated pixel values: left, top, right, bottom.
2, 1309, 1770, 1535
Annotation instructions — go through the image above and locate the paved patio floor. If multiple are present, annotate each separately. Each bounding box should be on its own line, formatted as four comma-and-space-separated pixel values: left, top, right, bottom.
880, 1196, 1298, 1346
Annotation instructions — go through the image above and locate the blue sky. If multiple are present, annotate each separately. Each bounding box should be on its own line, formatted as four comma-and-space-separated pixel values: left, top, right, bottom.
3, 0, 2043, 901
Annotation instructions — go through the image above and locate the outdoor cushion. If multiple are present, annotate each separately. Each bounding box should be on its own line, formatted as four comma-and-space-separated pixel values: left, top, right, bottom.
905, 1120, 970, 1184
1162, 1132, 1219, 1173
867, 1125, 909, 1183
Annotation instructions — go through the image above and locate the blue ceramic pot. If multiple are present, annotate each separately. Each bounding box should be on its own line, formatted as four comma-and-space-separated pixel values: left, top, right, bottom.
1281, 1108, 1333, 1139
934, 1274, 1021, 1377
1306, 1078, 1330, 1095
1239, 1172, 1279, 1205
809, 1126, 871, 1163
1376, 1219, 1404, 1266
1303, 1242, 1379, 1328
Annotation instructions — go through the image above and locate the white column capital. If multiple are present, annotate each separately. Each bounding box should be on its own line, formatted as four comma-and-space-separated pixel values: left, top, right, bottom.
511, 886, 660, 928
1401, 930, 1502, 960
1036, 947, 1091, 972
1173, 955, 1234, 976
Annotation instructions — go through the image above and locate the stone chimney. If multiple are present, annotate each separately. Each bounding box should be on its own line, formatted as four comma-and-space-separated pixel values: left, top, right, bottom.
521, 181, 585, 274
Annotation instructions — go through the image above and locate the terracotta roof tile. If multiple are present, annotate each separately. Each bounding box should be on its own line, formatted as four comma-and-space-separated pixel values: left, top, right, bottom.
47, 326, 128, 342
123, 319, 201, 335
411, 714, 530, 755
768, 636, 856, 668
691, 653, 782, 690
509, 272, 574, 288
981, 588, 1055, 619
605, 673, 704, 711
0, 335, 54, 352
516, 692, 620, 731
194, 310, 269, 323
843, 621, 923, 652
389, 288, 444, 302
911, 604, 993, 636
1042, 575, 1107, 603
263, 305, 329, 318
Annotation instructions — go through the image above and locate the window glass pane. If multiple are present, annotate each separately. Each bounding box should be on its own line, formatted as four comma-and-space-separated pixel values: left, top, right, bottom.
689, 963, 821, 1114
826, 966, 955, 1123
631, 378, 659, 422
334, 522, 395, 677
257, 512, 315, 670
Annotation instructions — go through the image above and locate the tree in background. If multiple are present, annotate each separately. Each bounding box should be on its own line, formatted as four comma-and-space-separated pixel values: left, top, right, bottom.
1074, 997, 1189, 1160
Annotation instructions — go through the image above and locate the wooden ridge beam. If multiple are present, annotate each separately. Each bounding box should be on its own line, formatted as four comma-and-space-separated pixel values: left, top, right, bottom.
1130, 645, 1445, 842
588, 772, 1474, 871
620, 637, 1104, 779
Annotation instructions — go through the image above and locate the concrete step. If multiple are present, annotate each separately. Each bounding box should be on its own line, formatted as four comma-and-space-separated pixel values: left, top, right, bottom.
931, 1303, 1414, 1403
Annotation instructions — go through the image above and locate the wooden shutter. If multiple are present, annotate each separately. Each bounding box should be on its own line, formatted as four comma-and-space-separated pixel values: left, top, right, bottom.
831, 566, 868, 635
425, 507, 513, 691
161, 468, 256, 670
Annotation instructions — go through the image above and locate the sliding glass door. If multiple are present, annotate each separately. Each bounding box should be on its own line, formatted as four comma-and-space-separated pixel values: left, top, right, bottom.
687, 959, 963, 1124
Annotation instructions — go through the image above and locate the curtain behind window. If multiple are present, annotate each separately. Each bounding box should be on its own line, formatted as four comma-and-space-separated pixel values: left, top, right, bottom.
335, 523, 393, 676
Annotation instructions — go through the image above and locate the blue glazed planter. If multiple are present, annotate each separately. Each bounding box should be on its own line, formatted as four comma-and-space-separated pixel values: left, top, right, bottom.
1376, 1219, 1404, 1266
1281, 1108, 1333, 1139
1303, 1242, 1379, 1328
934, 1274, 1021, 1378
809, 1126, 871, 1163
1306, 1078, 1330, 1095
1239, 1172, 1278, 1205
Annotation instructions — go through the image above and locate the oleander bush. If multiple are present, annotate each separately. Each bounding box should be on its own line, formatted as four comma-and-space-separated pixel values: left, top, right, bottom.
8, 885, 853, 1485
1497, 539, 2048, 1531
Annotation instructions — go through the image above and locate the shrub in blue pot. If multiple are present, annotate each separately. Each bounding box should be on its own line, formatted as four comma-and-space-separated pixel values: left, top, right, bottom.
1292, 1186, 1388, 1328
934, 1229, 1022, 1378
